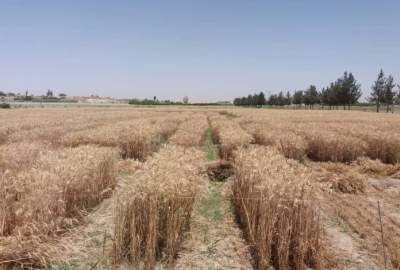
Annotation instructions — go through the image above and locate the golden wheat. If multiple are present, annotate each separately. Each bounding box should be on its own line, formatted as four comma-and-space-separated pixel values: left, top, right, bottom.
209, 115, 253, 159
113, 145, 206, 268
169, 114, 209, 147
0, 145, 117, 267
233, 146, 322, 270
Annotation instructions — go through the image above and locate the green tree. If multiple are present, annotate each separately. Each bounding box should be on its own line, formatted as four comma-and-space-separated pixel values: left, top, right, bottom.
268, 94, 278, 105
246, 94, 253, 106
396, 85, 400, 105
256, 91, 266, 106
320, 87, 329, 109
285, 91, 291, 105
337, 72, 349, 109
304, 85, 319, 109
383, 75, 396, 113
370, 69, 386, 112
329, 82, 341, 109
335, 72, 361, 109
277, 91, 285, 106
347, 72, 362, 108
292, 91, 303, 108
233, 97, 241, 106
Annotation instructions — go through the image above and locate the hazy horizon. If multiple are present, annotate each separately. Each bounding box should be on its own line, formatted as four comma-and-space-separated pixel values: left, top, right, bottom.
1, 0, 399, 102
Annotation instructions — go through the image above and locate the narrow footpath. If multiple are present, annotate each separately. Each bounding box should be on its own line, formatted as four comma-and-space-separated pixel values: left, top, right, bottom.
173, 127, 253, 269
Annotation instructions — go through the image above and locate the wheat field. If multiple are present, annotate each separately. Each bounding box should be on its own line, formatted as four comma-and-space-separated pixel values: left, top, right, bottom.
1, 107, 400, 269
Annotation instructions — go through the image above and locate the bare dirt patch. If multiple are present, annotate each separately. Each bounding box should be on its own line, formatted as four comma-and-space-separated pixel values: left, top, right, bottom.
320, 206, 381, 270
206, 160, 234, 182
173, 180, 253, 269
52, 176, 134, 269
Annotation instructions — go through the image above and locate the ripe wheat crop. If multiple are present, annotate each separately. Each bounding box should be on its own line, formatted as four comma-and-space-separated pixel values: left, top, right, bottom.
209, 115, 253, 159
0, 145, 117, 267
113, 145, 206, 268
243, 122, 307, 160
1, 107, 400, 269
232, 146, 322, 270
63, 117, 181, 160
169, 114, 209, 147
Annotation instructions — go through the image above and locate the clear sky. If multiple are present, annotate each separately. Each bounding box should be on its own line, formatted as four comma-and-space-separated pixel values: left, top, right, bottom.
0, 0, 399, 102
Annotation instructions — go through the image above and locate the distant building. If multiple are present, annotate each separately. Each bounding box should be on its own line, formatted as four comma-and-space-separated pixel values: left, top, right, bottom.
216, 101, 232, 105
71, 95, 121, 104
0, 96, 15, 102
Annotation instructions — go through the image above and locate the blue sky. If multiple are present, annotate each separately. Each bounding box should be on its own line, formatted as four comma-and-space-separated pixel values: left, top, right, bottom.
0, 0, 399, 102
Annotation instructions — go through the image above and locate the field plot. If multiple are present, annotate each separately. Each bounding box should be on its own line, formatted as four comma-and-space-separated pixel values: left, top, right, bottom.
1, 107, 400, 269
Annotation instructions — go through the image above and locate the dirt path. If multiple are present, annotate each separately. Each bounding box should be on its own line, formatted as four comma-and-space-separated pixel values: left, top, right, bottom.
52, 160, 142, 269
173, 180, 253, 270
320, 207, 381, 270
173, 124, 252, 269
317, 179, 397, 270
53, 125, 253, 270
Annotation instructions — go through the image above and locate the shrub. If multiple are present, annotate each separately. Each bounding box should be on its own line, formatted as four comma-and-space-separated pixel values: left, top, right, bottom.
0, 103, 10, 109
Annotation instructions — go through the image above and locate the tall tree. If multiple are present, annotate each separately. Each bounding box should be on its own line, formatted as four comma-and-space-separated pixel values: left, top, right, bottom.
247, 94, 254, 106
233, 97, 241, 106
383, 75, 396, 113
257, 92, 266, 107
268, 94, 278, 106
336, 72, 362, 109
46, 89, 53, 97
347, 72, 362, 108
304, 85, 319, 109
277, 91, 285, 106
320, 87, 329, 109
337, 72, 349, 109
285, 91, 292, 105
292, 91, 303, 108
370, 69, 386, 112
396, 85, 400, 105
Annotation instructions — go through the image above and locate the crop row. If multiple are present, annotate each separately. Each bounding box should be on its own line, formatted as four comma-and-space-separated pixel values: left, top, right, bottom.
169, 114, 209, 147
240, 115, 400, 164
233, 146, 321, 269
113, 145, 206, 268
209, 115, 253, 159
0, 146, 117, 267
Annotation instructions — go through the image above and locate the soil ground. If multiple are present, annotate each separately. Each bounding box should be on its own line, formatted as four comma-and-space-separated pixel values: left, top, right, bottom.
173, 180, 253, 270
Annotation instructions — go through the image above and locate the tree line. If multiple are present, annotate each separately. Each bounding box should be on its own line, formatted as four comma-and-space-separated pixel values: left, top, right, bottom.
233, 70, 400, 112
370, 69, 398, 112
